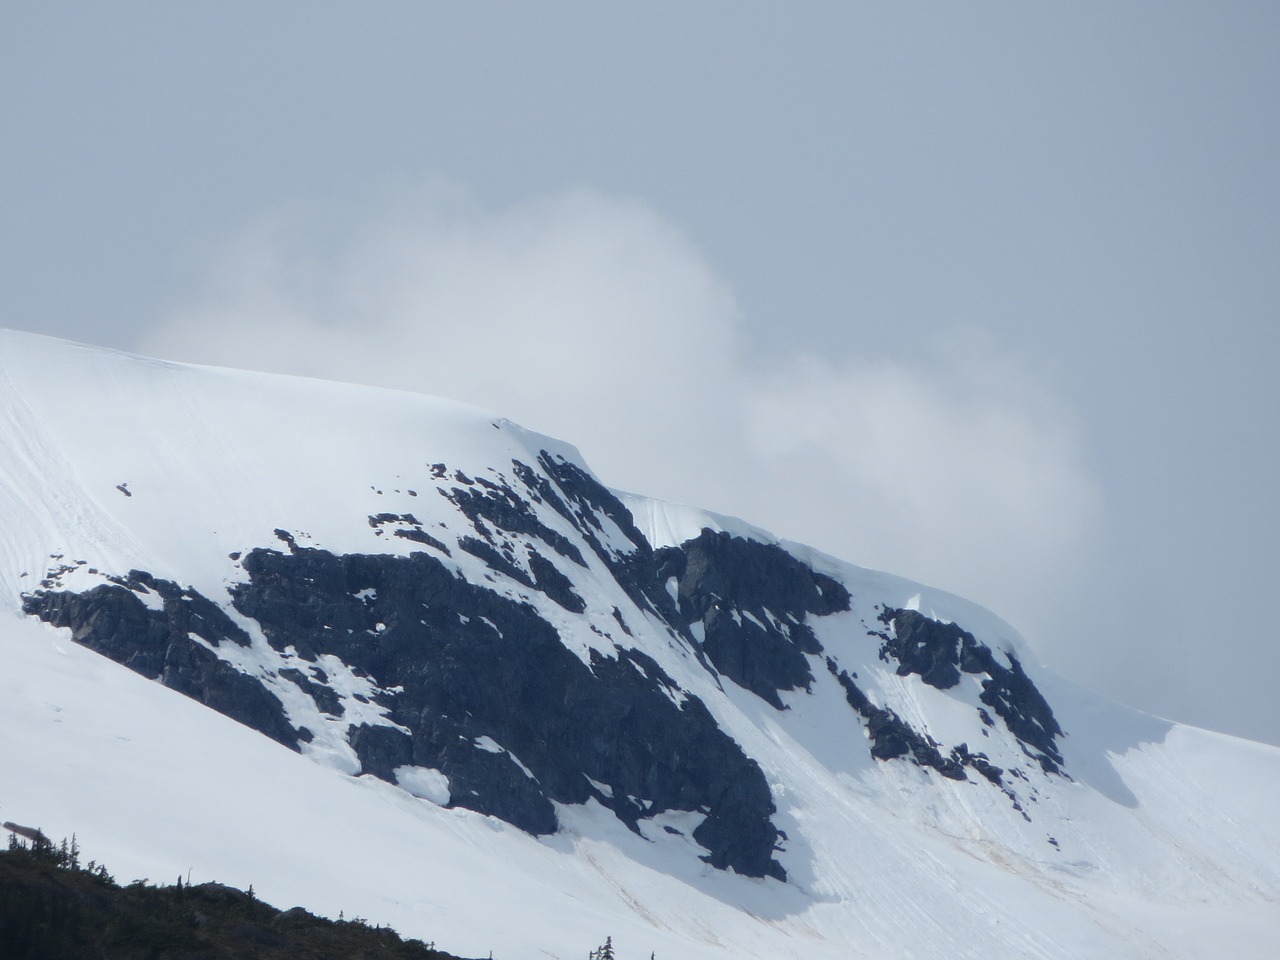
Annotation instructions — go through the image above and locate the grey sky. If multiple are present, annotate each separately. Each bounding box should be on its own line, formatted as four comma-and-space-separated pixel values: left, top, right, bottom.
3, 2, 1278, 745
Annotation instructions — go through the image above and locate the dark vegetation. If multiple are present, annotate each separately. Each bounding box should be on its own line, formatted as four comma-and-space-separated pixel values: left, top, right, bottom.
0, 833, 471, 960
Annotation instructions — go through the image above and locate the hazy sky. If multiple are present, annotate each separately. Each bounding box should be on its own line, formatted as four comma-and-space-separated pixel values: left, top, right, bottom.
3, 3, 1278, 745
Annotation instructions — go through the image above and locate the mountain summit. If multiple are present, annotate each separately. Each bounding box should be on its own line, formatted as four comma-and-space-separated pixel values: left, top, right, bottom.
2, 329, 1277, 959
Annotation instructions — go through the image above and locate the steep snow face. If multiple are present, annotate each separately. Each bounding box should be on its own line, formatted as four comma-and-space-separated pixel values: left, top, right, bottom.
3, 329, 1279, 960
5, 327, 785, 877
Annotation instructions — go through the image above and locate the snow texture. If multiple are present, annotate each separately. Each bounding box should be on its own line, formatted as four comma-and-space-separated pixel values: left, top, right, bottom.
2, 329, 1279, 960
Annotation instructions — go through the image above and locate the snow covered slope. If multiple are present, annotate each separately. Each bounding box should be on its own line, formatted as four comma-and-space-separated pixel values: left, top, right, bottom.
2, 329, 1278, 959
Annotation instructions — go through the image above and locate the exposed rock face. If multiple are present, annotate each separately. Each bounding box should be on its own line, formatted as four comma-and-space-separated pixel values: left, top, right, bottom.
22, 457, 787, 881
231, 543, 784, 880
656, 530, 850, 709
825, 658, 971, 782
878, 608, 1064, 773
517, 453, 684, 623
20, 448, 1068, 881
22, 573, 299, 749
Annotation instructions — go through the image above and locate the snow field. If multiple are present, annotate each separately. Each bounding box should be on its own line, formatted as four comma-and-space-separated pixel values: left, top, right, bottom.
2, 329, 1278, 959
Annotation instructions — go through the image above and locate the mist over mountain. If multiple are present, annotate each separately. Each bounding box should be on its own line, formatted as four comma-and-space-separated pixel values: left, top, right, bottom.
3, 329, 1277, 960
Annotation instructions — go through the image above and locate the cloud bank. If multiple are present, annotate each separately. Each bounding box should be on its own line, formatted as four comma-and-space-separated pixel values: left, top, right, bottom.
140, 183, 1098, 651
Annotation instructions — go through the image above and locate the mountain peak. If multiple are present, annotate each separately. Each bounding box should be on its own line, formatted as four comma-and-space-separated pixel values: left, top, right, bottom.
4, 331, 1278, 959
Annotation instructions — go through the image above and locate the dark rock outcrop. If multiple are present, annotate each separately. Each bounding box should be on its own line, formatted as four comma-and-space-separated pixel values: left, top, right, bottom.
656, 530, 850, 708
18, 446, 1073, 882
231, 543, 784, 879
22, 575, 299, 749
514, 455, 687, 627
825, 659, 967, 780
878, 608, 1064, 773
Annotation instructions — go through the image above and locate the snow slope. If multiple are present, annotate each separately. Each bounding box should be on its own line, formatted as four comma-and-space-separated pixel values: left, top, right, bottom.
2, 329, 1278, 959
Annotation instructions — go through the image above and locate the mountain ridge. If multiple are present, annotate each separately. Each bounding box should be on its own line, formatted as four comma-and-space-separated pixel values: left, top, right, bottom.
3, 328, 1278, 959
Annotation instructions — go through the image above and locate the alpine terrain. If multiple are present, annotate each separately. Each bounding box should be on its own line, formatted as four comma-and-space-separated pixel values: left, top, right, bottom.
2, 328, 1277, 959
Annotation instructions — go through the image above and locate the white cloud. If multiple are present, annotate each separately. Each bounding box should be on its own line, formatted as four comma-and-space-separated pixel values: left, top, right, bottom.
737, 338, 1100, 636
145, 184, 744, 474
140, 182, 1098, 649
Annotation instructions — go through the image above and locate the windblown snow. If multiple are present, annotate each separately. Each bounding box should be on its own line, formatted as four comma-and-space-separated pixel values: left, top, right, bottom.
1, 329, 1277, 959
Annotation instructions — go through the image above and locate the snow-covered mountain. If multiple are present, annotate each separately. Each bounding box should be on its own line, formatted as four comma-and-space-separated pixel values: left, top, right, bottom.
2, 328, 1277, 959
